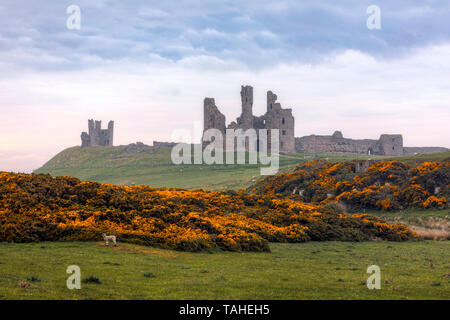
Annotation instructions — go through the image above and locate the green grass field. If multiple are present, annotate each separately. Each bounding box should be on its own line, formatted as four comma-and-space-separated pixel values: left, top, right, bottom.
0, 241, 448, 300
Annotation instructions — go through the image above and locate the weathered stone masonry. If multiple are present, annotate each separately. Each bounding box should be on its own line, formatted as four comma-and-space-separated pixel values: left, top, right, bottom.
81, 119, 114, 147
295, 131, 404, 156
203, 85, 295, 153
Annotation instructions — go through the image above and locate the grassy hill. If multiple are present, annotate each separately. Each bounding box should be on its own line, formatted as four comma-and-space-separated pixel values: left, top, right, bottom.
34, 146, 450, 191
34, 146, 296, 190
32, 146, 374, 190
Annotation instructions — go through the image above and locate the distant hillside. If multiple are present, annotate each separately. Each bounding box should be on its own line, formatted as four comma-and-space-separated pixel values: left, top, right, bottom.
34, 145, 303, 190
34, 145, 450, 191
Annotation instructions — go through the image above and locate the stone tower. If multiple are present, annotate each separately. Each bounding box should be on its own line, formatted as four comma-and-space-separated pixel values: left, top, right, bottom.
81, 119, 114, 147
238, 85, 254, 129
264, 91, 295, 153
267, 91, 277, 113
202, 98, 226, 148
203, 98, 226, 134
376, 134, 403, 156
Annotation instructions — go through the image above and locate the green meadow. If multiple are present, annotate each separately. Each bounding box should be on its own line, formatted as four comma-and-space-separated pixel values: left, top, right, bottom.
0, 241, 449, 300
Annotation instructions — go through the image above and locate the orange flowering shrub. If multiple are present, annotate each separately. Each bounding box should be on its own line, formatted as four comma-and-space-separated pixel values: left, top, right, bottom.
0, 172, 416, 251
422, 196, 446, 209
251, 159, 449, 211
352, 214, 417, 240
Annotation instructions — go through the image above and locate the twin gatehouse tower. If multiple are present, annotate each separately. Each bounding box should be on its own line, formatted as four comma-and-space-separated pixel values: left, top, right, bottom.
81, 119, 114, 147
203, 85, 295, 153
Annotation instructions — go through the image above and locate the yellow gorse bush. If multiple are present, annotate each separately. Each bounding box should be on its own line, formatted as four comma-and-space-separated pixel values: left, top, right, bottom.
0, 169, 416, 251
251, 159, 449, 211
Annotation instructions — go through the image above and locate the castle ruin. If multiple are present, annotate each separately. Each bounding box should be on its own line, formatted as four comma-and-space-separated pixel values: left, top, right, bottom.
81, 119, 114, 147
203, 85, 295, 153
203, 85, 448, 156
76, 86, 448, 156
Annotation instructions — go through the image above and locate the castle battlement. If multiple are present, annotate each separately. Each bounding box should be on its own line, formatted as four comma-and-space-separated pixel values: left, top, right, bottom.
81, 119, 114, 147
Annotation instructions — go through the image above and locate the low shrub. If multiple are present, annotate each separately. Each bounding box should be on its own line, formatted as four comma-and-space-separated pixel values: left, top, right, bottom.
82, 275, 101, 284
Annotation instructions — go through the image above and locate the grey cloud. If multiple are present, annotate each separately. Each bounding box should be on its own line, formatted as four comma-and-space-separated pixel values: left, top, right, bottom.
0, 0, 449, 72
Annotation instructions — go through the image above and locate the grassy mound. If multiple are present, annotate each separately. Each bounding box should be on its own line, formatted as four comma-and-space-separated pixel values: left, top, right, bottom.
33, 146, 307, 191
35, 146, 450, 191
0, 172, 416, 251
250, 159, 449, 211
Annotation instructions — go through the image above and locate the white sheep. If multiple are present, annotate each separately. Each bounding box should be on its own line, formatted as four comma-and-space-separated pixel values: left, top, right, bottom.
102, 233, 117, 246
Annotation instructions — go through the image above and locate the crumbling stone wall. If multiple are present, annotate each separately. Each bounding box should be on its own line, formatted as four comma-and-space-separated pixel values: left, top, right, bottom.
123, 142, 154, 153
295, 131, 404, 156
264, 91, 295, 153
203, 98, 226, 134
153, 141, 178, 148
376, 134, 403, 156
203, 97, 226, 149
81, 119, 114, 147
237, 85, 254, 130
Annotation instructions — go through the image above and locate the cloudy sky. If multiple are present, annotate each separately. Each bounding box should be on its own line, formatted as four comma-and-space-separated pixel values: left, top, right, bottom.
1, 0, 449, 172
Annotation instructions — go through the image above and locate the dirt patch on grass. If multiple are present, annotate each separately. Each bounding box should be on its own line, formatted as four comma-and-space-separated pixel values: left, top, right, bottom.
382, 216, 449, 240
410, 226, 450, 240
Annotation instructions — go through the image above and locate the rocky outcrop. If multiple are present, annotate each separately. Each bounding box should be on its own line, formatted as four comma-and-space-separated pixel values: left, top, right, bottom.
153, 141, 179, 148
123, 142, 154, 153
